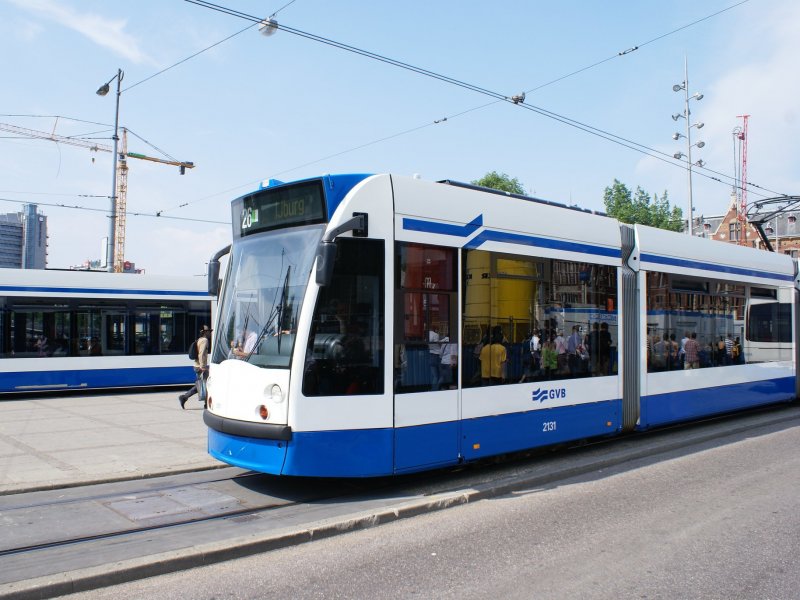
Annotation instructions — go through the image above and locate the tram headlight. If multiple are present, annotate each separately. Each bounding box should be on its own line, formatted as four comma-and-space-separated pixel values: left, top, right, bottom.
269, 384, 284, 403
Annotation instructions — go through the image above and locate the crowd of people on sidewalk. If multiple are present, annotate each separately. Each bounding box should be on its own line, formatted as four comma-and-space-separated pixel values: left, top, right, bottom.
648, 330, 742, 371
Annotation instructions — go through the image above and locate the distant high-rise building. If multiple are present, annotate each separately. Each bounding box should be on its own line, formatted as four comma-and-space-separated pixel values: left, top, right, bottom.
0, 204, 48, 269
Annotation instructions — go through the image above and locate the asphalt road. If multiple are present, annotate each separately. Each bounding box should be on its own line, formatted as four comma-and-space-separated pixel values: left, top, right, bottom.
61, 413, 800, 600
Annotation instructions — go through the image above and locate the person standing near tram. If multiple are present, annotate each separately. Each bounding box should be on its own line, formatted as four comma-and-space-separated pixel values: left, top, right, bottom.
179, 325, 212, 409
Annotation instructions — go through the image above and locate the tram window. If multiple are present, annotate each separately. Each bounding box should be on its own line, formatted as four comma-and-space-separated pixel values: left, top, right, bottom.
2, 306, 72, 357
0, 300, 207, 359
748, 302, 791, 344
646, 272, 747, 371
104, 312, 126, 356
462, 250, 618, 386
0, 302, 7, 357
77, 310, 103, 356
162, 310, 186, 353
303, 238, 385, 396
393, 243, 458, 393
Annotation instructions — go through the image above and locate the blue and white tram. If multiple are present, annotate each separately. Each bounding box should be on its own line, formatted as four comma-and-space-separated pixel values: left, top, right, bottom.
203, 174, 798, 477
0, 268, 212, 393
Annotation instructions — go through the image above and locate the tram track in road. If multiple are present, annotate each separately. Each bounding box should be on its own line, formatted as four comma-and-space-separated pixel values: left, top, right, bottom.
1, 403, 798, 600
0, 467, 376, 559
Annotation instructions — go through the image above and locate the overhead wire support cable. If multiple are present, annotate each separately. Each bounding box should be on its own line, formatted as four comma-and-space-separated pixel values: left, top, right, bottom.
123, 0, 300, 93
0, 196, 229, 225
177, 0, 780, 209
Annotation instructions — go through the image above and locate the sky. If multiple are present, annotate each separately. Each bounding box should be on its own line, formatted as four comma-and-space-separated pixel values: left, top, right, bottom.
1, 0, 798, 276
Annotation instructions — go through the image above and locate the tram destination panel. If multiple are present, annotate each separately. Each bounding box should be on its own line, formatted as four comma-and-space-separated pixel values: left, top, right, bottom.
236, 180, 326, 236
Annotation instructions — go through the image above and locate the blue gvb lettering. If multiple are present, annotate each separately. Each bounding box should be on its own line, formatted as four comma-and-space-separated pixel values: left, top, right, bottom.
531, 387, 567, 403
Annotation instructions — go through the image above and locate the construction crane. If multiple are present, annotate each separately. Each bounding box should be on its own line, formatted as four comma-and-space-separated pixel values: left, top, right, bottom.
734, 114, 749, 245
0, 122, 194, 272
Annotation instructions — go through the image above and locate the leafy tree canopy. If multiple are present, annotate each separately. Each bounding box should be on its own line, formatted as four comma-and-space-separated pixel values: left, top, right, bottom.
603, 179, 683, 232
472, 171, 526, 195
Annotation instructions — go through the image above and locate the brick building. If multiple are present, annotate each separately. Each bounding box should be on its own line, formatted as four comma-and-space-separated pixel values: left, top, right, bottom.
694, 193, 800, 258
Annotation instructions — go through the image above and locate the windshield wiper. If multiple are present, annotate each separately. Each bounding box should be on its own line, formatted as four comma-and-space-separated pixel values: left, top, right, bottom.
246, 257, 290, 361
277, 264, 291, 354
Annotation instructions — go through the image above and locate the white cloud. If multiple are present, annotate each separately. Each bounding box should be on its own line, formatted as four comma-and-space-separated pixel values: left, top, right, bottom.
14, 18, 43, 41
636, 0, 800, 217
7, 0, 156, 65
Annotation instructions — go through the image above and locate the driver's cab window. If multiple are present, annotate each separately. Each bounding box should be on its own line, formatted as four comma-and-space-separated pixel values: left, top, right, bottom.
302, 238, 385, 396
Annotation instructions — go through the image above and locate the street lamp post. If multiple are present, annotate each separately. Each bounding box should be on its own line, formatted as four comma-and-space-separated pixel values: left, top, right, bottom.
773, 216, 780, 252
96, 69, 124, 272
672, 57, 704, 236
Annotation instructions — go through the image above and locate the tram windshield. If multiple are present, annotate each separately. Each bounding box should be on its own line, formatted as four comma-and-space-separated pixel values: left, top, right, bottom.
212, 225, 323, 367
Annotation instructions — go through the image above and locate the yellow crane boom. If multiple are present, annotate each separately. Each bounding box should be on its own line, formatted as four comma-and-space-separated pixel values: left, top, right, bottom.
0, 122, 194, 271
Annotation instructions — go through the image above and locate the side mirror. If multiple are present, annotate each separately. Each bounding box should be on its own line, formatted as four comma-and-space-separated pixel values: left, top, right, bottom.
208, 260, 221, 296
207, 244, 231, 297
315, 242, 337, 286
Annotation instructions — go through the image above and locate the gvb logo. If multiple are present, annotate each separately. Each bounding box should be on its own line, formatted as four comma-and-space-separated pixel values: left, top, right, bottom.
531, 387, 567, 403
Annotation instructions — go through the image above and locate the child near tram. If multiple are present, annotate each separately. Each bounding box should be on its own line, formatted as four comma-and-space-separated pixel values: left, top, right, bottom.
179, 325, 212, 409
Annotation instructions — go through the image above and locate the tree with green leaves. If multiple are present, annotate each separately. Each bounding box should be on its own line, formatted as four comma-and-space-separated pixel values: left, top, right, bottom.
603, 179, 683, 232
472, 171, 526, 195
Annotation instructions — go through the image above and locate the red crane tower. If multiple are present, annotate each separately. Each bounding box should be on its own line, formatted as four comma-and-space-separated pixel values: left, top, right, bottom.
736, 114, 749, 245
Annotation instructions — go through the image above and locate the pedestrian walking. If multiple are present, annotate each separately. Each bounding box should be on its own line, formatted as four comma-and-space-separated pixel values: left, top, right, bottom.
179, 325, 212, 409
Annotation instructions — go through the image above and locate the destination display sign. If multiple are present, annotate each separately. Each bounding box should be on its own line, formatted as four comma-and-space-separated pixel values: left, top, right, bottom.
239, 180, 326, 236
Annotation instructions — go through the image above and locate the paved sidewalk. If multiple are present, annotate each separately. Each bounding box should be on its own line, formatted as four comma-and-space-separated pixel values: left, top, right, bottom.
0, 390, 220, 495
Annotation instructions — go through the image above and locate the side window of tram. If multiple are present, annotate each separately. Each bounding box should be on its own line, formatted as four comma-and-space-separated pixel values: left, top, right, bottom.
393, 243, 458, 393
461, 250, 618, 387
302, 238, 385, 396
2, 308, 72, 357
645, 273, 749, 371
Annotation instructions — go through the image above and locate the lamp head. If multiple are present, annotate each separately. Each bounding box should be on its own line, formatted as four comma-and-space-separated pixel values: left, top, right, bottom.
674, 152, 684, 160
96, 83, 110, 96
695, 141, 705, 149
694, 93, 704, 101
259, 17, 278, 36
695, 122, 704, 129
672, 132, 680, 141
673, 84, 683, 92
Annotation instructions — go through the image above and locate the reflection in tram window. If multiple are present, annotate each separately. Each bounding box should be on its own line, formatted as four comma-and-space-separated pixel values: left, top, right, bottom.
0, 301, 205, 359
393, 242, 458, 394
461, 250, 619, 387
645, 274, 791, 370
303, 238, 385, 396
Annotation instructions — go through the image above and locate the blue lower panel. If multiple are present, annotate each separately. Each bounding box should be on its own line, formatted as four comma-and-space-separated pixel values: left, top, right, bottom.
395, 421, 460, 474
461, 400, 622, 460
208, 428, 288, 474
1, 366, 195, 393
283, 428, 394, 477
208, 427, 394, 477
641, 377, 795, 428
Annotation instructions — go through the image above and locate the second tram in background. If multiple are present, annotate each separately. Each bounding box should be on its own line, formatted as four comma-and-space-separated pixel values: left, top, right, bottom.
0, 268, 211, 393
203, 174, 798, 477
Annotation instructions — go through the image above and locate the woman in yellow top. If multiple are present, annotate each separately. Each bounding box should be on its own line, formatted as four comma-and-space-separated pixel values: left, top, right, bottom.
479, 326, 507, 385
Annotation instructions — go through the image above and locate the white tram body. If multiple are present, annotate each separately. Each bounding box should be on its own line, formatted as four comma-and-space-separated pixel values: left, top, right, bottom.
204, 174, 798, 477
0, 268, 211, 393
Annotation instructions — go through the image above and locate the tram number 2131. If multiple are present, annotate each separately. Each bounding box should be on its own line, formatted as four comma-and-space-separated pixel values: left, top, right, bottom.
542, 421, 557, 432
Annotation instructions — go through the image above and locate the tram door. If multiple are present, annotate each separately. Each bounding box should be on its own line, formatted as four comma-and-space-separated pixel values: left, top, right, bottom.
394, 243, 460, 473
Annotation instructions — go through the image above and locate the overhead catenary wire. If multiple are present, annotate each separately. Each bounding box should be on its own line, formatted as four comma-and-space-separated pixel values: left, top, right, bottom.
0, 197, 229, 225
6, 2, 773, 217
0, 114, 112, 128
122, 0, 300, 93
172, 0, 780, 217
